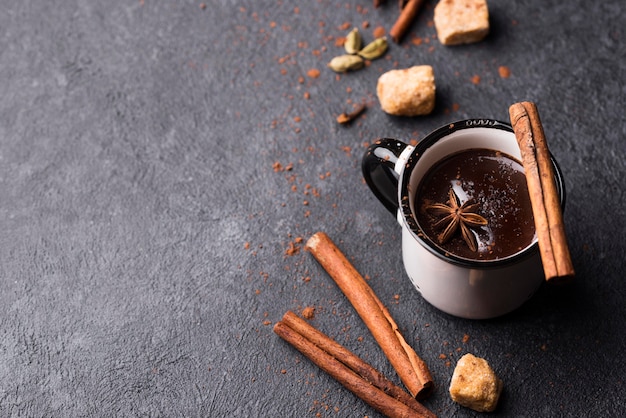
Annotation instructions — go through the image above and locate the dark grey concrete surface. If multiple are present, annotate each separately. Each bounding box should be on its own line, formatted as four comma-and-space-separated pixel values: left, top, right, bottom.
1, 1, 624, 416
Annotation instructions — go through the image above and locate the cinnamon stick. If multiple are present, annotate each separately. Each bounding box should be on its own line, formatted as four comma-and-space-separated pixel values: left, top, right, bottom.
305, 232, 434, 399
369, 290, 433, 392
509, 102, 575, 283
278, 311, 436, 417
389, 0, 424, 43
337, 103, 367, 125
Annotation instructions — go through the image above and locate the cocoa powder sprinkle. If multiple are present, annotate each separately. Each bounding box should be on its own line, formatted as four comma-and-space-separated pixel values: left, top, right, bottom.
307, 68, 321, 78
498, 65, 511, 78
302, 306, 315, 319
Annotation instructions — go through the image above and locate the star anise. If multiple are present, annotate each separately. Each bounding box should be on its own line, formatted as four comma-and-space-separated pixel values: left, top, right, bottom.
425, 188, 488, 252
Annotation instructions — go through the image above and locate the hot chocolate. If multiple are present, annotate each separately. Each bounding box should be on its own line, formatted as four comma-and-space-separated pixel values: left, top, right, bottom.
415, 148, 535, 260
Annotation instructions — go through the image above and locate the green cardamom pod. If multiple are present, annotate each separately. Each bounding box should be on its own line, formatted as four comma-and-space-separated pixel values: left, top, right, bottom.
344, 27, 362, 55
327, 54, 364, 73
358, 37, 388, 60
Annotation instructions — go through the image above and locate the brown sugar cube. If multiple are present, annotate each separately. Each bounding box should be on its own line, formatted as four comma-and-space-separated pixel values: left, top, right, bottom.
449, 353, 503, 412
376, 65, 436, 117
434, 0, 490, 45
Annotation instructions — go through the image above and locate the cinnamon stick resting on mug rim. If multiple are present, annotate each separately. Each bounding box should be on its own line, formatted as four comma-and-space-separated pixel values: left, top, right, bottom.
274, 312, 436, 417
509, 102, 575, 283
305, 232, 434, 399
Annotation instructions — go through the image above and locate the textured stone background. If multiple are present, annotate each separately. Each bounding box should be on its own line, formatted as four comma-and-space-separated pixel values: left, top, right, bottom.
0, 0, 624, 416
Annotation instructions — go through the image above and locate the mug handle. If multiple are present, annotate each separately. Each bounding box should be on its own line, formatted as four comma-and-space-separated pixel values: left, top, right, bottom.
361, 138, 410, 216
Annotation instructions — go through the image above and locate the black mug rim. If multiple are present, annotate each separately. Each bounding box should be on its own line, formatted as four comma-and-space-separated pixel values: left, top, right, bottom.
399, 119, 566, 269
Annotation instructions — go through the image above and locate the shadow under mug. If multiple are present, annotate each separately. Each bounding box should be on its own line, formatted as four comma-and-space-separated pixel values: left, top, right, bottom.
362, 119, 565, 319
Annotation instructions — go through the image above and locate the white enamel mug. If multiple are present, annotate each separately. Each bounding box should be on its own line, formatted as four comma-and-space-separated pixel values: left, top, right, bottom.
362, 120, 565, 319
